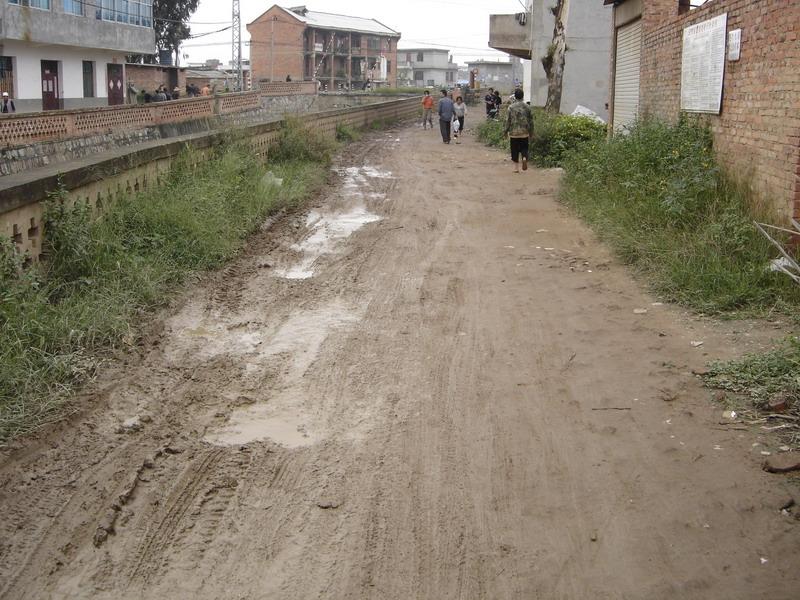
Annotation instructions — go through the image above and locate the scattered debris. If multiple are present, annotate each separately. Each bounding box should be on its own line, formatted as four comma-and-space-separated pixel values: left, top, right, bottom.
633, 308, 648, 315
768, 394, 791, 413
536, 229, 549, 233
690, 341, 704, 348
763, 454, 800, 474
591, 407, 632, 411
571, 105, 606, 124
691, 367, 710, 376
723, 410, 738, 420
590, 532, 598, 542
261, 171, 284, 188
317, 500, 342, 510
760, 557, 769, 565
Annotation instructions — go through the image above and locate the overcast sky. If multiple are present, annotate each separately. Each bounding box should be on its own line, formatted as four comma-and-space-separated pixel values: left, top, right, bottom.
182, 0, 527, 66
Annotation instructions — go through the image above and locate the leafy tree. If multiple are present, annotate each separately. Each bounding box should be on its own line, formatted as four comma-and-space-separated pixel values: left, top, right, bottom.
128, 0, 200, 65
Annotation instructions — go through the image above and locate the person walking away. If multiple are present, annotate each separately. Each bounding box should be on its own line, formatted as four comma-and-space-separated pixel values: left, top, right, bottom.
1, 92, 15, 113
484, 87, 495, 118
421, 90, 434, 129
438, 89, 455, 144
504, 88, 534, 173
453, 96, 467, 143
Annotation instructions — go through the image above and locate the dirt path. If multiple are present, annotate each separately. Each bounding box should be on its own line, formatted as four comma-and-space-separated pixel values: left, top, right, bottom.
1, 118, 798, 599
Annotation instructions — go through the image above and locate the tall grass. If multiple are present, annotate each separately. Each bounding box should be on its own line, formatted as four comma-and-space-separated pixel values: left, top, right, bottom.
0, 125, 332, 443
476, 108, 606, 167
560, 118, 799, 314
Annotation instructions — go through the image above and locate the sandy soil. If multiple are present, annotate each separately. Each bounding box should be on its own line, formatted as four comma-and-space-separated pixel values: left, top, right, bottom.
1, 118, 798, 599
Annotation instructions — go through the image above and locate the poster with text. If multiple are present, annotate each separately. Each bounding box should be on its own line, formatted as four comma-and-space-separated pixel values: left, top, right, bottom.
681, 13, 727, 113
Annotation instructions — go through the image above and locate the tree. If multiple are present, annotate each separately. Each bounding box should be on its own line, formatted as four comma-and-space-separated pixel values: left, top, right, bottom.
541, 0, 570, 113
128, 0, 200, 65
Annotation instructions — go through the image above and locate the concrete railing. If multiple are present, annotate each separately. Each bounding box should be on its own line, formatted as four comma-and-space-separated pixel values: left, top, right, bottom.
0, 88, 296, 147
258, 81, 318, 96
0, 96, 420, 262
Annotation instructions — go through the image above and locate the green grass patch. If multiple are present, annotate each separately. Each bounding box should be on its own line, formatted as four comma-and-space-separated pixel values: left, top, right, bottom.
560, 118, 800, 315
0, 126, 332, 443
476, 108, 606, 168
335, 122, 362, 143
703, 337, 800, 446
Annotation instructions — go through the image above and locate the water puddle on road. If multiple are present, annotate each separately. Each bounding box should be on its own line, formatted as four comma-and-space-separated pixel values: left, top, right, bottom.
275, 205, 381, 280
206, 406, 318, 448
203, 302, 361, 447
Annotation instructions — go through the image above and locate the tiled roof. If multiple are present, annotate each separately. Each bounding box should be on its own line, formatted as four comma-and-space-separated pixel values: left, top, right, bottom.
278, 6, 400, 36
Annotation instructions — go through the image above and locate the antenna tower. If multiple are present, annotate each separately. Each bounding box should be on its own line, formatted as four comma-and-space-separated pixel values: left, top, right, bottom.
232, 0, 243, 90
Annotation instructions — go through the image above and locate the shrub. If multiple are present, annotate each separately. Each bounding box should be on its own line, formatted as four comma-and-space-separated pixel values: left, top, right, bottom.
476, 108, 606, 167
560, 118, 800, 314
269, 117, 337, 164
335, 122, 361, 143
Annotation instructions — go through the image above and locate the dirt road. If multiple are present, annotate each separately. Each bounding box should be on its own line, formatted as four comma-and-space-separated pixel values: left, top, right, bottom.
1, 118, 798, 599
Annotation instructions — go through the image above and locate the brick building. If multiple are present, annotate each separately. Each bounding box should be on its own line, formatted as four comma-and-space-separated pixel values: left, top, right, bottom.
607, 0, 800, 221
247, 5, 400, 90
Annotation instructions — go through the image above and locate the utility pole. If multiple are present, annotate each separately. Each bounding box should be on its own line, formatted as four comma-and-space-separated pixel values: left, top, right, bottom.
232, 0, 243, 90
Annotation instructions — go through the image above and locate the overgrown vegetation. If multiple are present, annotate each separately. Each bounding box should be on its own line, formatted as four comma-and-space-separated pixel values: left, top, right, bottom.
476, 107, 606, 167
703, 337, 800, 447
0, 121, 334, 443
560, 118, 799, 314
335, 122, 362, 143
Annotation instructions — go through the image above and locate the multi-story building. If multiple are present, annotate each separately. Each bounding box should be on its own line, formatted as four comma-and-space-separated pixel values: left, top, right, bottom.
0, 0, 156, 112
488, 0, 611, 118
247, 5, 400, 90
397, 48, 457, 89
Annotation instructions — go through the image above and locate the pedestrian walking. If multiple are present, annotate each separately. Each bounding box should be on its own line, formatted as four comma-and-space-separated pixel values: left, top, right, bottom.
421, 90, 434, 130
453, 96, 467, 143
504, 88, 534, 173
1, 92, 15, 113
437, 89, 455, 144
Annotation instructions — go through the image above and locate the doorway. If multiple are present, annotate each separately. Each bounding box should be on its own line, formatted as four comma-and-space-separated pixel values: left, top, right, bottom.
41, 60, 61, 111
107, 64, 124, 106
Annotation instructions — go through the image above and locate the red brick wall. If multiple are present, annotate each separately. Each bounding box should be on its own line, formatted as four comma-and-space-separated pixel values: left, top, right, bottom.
638, 0, 800, 220
247, 6, 306, 83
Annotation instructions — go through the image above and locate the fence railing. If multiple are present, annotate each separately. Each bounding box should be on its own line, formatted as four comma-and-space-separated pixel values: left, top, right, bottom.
0, 86, 310, 147
258, 81, 318, 96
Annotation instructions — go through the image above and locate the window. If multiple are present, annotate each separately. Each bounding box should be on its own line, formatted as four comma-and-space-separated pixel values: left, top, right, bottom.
413, 70, 424, 82
64, 0, 83, 15
417, 52, 424, 63
96, 0, 151, 27
386, 60, 391, 75
82, 61, 95, 97
8, 0, 51, 9
406, 53, 411, 63
368, 37, 380, 50
446, 71, 454, 83
351, 34, 361, 49
0, 57, 14, 99
427, 79, 434, 87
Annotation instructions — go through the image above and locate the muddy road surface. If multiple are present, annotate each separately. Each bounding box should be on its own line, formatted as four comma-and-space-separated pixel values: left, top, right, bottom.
1, 120, 799, 599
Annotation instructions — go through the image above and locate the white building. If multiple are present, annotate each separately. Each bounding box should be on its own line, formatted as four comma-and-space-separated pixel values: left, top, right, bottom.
489, 0, 612, 119
0, 0, 156, 112
397, 48, 457, 88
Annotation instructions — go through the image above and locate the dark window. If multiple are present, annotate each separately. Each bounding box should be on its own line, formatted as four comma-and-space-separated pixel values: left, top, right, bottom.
413, 70, 424, 82
0, 57, 14, 98
386, 60, 391, 74
352, 34, 361, 49
406, 53, 411, 63
82, 61, 95, 97
417, 52, 424, 62
368, 37, 380, 50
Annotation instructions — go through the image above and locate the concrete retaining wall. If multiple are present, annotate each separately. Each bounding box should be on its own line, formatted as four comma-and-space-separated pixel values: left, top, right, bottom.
0, 96, 420, 262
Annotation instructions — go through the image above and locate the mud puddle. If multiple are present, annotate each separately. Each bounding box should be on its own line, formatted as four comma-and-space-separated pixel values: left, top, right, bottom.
276, 206, 381, 280
204, 302, 361, 447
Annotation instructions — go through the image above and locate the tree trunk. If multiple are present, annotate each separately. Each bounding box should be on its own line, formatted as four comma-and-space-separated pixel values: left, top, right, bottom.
542, 0, 570, 113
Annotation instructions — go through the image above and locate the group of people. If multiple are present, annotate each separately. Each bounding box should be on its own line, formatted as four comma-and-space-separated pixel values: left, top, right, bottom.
484, 87, 503, 119
142, 83, 212, 103
421, 86, 534, 173
422, 89, 467, 145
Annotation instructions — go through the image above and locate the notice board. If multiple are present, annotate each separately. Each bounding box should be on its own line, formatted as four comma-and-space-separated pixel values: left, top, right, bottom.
681, 13, 727, 113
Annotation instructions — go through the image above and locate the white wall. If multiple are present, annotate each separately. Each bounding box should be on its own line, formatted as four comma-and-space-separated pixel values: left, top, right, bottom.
3, 40, 124, 110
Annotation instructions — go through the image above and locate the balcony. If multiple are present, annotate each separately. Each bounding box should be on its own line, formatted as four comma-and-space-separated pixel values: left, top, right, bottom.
488, 13, 531, 60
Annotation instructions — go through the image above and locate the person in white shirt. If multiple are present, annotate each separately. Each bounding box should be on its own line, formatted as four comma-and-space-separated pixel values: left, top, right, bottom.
1, 91, 15, 113
452, 96, 467, 144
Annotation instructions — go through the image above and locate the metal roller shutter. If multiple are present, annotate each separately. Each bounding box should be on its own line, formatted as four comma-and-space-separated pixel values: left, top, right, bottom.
613, 20, 641, 131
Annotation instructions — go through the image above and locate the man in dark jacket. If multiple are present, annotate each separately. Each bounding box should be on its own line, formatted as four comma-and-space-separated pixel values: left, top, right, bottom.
1, 92, 15, 113
438, 89, 455, 144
